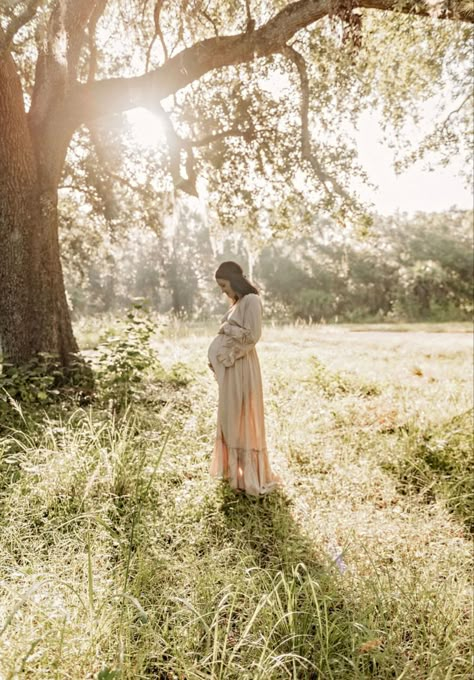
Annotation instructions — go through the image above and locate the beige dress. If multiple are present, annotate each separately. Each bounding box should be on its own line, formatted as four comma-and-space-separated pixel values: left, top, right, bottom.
208, 294, 280, 496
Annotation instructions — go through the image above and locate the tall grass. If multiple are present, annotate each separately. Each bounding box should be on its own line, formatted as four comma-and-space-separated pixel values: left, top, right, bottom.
0, 323, 472, 678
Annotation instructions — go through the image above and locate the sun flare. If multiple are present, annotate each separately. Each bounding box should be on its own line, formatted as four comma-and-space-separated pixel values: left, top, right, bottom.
126, 107, 166, 147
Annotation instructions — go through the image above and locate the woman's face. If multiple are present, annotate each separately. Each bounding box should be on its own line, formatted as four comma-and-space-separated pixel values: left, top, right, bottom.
216, 278, 237, 300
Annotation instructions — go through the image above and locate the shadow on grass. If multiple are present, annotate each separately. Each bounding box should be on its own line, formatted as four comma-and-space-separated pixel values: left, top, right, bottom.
133, 478, 470, 679
132, 480, 366, 680
214, 483, 324, 572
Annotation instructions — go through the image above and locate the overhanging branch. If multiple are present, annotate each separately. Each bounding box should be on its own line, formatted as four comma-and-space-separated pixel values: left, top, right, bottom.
69, 0, 473, 128
149, 103, 252, 196
145, 0, 169, 72
149, 102, 198, 196
281, 44, 352, 203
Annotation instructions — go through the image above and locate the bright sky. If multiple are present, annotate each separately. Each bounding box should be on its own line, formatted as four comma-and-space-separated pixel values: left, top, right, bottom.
355, 112, 472, 215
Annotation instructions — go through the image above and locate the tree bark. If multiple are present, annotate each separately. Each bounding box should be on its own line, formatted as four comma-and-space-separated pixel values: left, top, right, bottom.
0, 46, 78, 367
0, 1, 100, 370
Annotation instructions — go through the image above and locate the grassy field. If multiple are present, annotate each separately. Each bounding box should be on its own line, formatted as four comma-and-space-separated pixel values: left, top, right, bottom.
0, 321, 472, 679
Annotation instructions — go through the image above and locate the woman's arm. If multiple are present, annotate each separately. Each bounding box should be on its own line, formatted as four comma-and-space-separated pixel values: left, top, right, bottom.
218, 295, 262, 359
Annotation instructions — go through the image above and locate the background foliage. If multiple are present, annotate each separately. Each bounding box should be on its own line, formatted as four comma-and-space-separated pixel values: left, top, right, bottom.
62, 205, 473, 323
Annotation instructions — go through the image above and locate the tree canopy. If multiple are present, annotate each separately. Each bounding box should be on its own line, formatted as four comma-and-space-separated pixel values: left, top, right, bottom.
2, 0, 472, 228
0, 0, 472, 367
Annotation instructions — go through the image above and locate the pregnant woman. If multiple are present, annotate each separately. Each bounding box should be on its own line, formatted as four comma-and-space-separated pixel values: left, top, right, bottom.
208, 261, 280, 496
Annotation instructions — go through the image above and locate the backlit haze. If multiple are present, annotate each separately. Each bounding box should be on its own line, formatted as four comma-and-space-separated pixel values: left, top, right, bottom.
126, 98, 472, 217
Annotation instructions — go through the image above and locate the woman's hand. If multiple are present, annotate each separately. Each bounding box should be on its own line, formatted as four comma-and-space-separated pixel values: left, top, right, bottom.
219, 321, 248, 341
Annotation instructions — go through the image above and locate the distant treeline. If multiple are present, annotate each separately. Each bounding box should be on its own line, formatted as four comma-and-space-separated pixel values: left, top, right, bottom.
63, 209, 473, 323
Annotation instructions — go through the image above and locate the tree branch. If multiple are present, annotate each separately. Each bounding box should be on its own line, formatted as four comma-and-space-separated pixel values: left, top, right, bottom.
69, 0, 473, 128
281, 44, 352, 203
442, 91, 473, 128
149, 102, 198, 196
65, 0, 105, 79
0, 0, 44, 58
59, 181, 101, 202
87, 0, 108, 83
87, 123, 122, 219
245, 0, 256, 32
198, 5, 220, 37
145, 0, 169, 72
28, 0, 108, 184
145, 103, 252, 196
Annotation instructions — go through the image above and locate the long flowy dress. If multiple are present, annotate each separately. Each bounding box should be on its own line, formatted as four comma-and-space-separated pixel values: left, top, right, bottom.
207, 293, 280, 496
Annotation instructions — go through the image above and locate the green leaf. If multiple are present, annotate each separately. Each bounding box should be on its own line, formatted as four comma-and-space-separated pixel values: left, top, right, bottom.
97, 668, 121, 680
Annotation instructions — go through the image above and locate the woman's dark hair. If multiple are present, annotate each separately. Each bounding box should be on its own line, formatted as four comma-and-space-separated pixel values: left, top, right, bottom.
215, 261, 259, 299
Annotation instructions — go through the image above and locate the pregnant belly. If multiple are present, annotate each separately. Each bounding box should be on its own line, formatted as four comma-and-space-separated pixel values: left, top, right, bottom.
208, 334, 223, 369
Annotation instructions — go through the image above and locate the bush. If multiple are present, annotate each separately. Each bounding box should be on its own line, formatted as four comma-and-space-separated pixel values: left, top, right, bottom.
385, 410, 474, 532
94, 304, 193, 411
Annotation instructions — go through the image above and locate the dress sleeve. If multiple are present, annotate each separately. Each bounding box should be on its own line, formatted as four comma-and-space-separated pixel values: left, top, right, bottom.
218, 295, 262, 363
241, 294, 262, 345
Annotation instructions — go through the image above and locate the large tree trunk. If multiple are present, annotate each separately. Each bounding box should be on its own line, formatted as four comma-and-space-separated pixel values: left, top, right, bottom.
0, 1, 100, 373
0, 47, 78, 369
